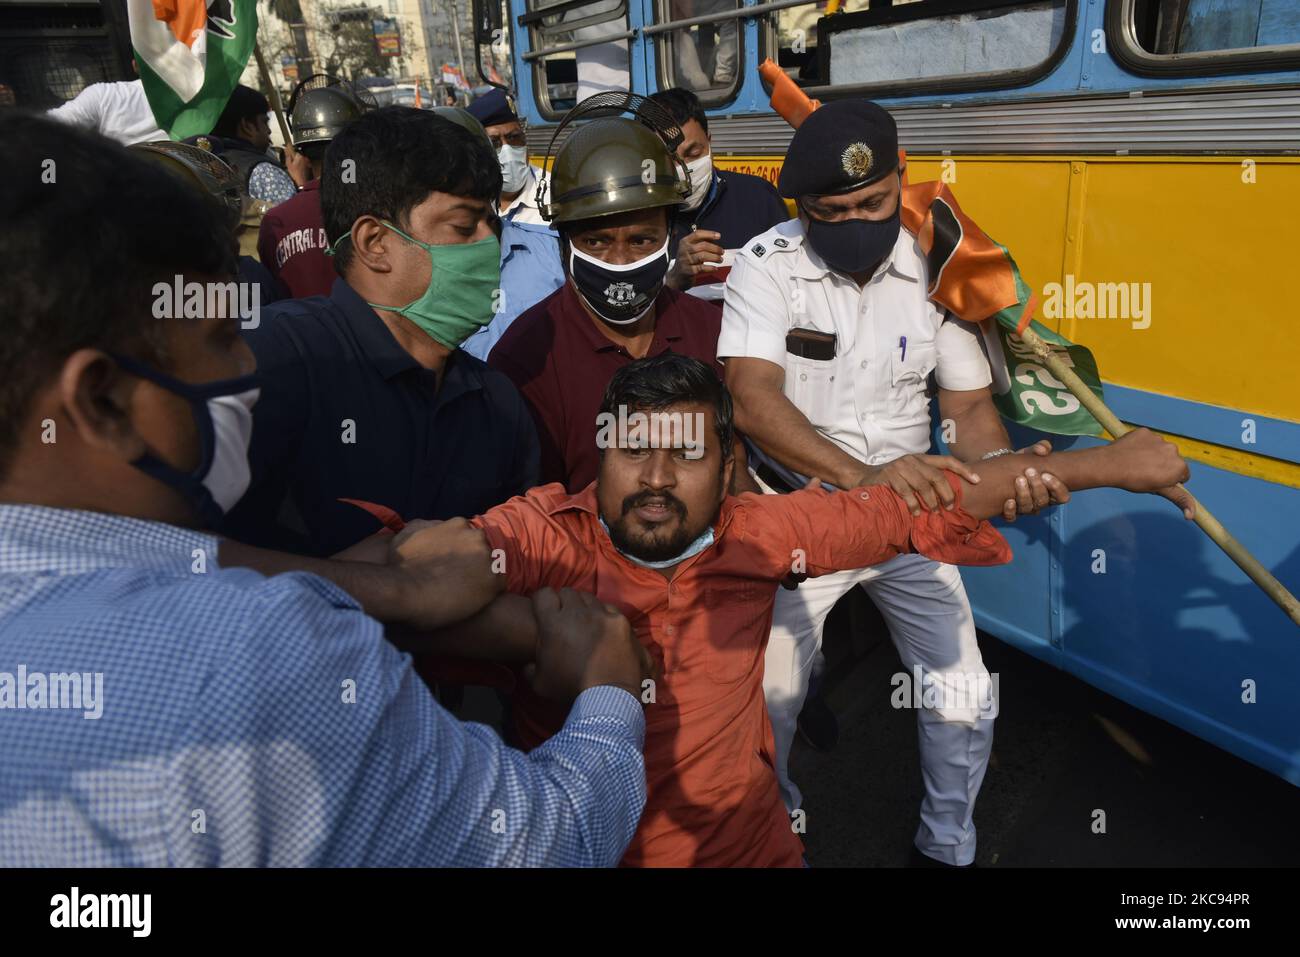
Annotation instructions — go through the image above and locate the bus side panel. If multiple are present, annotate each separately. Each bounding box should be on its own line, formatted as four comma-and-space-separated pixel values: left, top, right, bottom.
1053, 442, 1300, 784
907, 154, 1300, 784
904, 157, 1300, 432
957, 501, 1061, 667
1065, 159, 1300, 425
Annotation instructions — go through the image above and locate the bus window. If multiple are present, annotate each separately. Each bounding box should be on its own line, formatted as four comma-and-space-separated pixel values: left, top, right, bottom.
652, 0, 743, 104
765, 0, 1074, 96
0, 1, 125, 110
521, 0, 633, 117
1130, 0, 1300, 53
770, 0, 915, 83
1109, 0, 1300, 75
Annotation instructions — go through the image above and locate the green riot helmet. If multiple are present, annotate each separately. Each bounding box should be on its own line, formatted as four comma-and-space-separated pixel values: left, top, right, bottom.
290, 85, 365, 148
538, 92, 691, 225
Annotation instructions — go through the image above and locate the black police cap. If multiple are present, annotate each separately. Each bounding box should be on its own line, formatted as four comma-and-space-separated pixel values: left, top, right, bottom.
468, 89, 519, 129
778, 99, 899, 199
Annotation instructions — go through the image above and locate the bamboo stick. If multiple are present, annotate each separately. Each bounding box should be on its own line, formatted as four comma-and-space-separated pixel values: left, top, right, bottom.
1013, 322, 1300, 628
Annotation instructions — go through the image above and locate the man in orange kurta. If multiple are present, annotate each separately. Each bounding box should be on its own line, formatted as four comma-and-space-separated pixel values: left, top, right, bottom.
387, 354, 1189, 867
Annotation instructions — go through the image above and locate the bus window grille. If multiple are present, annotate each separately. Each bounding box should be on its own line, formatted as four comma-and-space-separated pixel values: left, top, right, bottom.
0, 39, 116, 109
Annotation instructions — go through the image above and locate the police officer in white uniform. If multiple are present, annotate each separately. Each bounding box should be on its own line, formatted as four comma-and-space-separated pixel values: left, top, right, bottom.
718, 100, 1064, 866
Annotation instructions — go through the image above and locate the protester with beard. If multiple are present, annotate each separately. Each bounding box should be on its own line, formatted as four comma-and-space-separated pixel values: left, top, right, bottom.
374, 352, 1193, 866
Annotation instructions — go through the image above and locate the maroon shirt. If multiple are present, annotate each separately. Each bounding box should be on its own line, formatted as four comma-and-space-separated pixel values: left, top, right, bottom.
488, 283, 724, 491
257, 179, 336, 300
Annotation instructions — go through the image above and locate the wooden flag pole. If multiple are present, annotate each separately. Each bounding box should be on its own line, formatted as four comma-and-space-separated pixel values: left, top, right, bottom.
253, 42, 292, 146
1014, 323, 1300, 627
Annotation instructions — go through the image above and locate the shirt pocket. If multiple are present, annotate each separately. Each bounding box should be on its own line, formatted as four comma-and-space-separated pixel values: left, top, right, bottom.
785, 353, 840, 432
691, 581, 773, 687
889, 341, 938, 420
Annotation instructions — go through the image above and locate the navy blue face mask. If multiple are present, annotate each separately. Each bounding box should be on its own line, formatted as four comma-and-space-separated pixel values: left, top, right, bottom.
566, 238, 671, 325
803, 203, 901, 276
110, 353, 261, 527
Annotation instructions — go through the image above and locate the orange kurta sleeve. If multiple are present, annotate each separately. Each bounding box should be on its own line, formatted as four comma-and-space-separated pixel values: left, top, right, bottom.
468, 483, 591, 594
732, 472, 1011, 576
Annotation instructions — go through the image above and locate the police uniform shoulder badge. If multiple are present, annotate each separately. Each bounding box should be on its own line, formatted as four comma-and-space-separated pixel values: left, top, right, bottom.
841, 142, 874, 180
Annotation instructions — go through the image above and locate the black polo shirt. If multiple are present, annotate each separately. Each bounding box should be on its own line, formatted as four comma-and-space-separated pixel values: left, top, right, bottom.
221, 278, 539, 556
669, 168, 789, 254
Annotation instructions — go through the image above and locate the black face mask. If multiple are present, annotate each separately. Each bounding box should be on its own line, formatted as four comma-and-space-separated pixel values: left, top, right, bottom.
804, 204, 901, 276
566, 238, 671, 325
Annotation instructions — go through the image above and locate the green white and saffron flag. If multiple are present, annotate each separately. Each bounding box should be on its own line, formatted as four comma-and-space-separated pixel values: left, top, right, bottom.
900, 179, 1106, 438
981, 248, 1106, 438
127, 0, 258, 140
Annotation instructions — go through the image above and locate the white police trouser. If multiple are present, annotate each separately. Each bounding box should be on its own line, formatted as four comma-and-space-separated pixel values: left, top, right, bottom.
763, 553, 995, 866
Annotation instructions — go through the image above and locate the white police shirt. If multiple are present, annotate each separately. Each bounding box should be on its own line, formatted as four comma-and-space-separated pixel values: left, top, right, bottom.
717, 217, 991, 487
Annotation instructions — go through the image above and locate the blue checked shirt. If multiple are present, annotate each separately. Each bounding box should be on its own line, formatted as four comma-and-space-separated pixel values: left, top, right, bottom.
0, 505, 646, 867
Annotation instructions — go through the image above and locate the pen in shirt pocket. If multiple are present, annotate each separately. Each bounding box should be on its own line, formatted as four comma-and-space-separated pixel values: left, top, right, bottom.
899, 335, 907, 361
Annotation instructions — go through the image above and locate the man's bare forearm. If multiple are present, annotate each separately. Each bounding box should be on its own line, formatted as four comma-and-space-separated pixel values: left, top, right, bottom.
728, 368, 866, 489
945, 446, 1118, 520
219, 530, 503, 631
392, 593, 539, 663
941, 388, 1013, 462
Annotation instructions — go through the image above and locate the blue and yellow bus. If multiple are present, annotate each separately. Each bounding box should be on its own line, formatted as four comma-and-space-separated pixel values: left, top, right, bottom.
474, 0, 1300, 784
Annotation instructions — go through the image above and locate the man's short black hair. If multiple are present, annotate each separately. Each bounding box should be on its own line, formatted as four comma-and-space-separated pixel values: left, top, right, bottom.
322, 106, 502, 274
599, 353, 734, 459
648, 87, 708, 136
212, 84, 270, 138
0, 113, 237, 478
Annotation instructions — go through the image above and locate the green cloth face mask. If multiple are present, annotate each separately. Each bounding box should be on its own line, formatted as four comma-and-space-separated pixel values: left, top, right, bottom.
336, 221, 501, 350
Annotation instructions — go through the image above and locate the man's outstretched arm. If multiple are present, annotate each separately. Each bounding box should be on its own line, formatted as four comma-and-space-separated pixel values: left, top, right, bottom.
939, 428, 1194, 522
743, 428, 1192, 577
219, 517, 506, 631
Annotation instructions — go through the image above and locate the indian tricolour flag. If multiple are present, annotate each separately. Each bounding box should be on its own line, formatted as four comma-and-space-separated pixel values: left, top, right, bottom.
898, 165, 1107, 439
128, 0, 258, 140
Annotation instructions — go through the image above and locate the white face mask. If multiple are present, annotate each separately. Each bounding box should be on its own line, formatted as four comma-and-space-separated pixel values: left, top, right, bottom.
683, 153, 714, 211
110, 352, 260, 526
203, 388, 260, 514
499, 144, 530, 194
